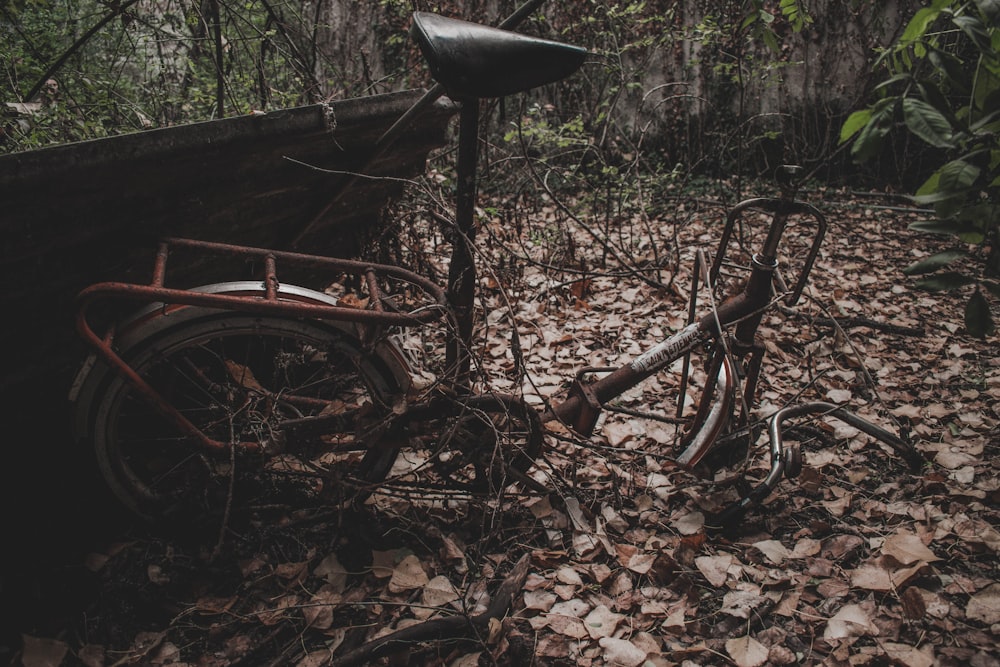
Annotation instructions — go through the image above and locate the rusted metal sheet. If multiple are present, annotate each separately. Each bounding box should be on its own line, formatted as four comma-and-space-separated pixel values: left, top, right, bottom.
0, 89, 455, 391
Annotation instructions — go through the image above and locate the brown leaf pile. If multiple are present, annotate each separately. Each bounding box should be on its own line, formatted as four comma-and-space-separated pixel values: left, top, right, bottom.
18, 191, 998, 666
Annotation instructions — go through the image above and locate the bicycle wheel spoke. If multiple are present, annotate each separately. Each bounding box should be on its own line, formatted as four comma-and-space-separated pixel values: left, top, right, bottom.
87, 314, 401, 519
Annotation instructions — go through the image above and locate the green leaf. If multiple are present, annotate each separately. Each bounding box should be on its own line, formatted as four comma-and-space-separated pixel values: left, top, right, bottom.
913, 160, 982, 205
873, 72, 915, 93
779, 0, 813, 31
762, 27, 779, 52
973, 64, 1000, 114
851, 103, 895, 163
928, 49, 971, 92
839, 109, 872, 144
984, 280, 1000, 299
974, 0, 1000, 24
918, 82, 957, 124
900, 5, 942, 45
964, 290, 995, 337
934, 197, 966, 222
937, 159, 982, 192
954, 202, 997, 234
953, 15, 993, 54
916, 170, 942, 198
912, 191, 963, 205
908, 219, 972, 235
903, 97, 955, 148
915, 272, 976, 291
903, 249, 970, 275
970, 109, 1000, 133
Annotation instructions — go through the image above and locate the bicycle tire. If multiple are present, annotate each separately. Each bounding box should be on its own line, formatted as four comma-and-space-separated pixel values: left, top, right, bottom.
79, 311, 403, 521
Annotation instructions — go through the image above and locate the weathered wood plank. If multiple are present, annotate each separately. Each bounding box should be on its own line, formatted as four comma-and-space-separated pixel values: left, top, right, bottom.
0, 88, 456, 391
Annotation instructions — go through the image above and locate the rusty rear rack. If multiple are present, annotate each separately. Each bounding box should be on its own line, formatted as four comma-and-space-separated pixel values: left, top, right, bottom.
73, 237, 448, 454
77, 237, 449, 328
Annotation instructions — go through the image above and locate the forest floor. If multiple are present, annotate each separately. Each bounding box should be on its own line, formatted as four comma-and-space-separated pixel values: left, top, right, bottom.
10, 184, 999, 667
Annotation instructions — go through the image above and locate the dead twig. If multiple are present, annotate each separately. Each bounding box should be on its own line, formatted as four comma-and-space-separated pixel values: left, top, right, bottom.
779, 304, 925, 337
328, 553, 532, 667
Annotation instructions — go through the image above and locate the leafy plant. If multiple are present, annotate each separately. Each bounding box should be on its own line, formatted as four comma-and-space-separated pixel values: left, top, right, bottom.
741, 0, 814, 52
841, 0, 1000, 337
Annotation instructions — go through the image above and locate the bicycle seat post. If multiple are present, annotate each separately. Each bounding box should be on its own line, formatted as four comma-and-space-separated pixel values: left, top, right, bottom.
446, 99, 481, 389
410, 11, 585, 388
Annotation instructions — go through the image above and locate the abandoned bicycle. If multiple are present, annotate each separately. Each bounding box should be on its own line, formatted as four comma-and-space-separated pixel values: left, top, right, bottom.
70, 6, 923, 528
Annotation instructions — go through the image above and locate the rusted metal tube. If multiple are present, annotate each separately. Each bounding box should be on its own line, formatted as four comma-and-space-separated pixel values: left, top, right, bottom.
74, 300, 242, 454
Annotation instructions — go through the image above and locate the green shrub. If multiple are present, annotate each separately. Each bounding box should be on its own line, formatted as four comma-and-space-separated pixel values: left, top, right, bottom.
841, 0, 1000, 337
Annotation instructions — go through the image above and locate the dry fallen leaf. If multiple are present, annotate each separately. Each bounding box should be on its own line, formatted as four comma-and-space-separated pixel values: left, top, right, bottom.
623, 551, 656, 574
449, 652, 483, 667
536, 599, 590, 639
313, 552, 348, 592
604, 421, 635, 447
882, 642, 934, 667
598, 636, 648, 667
696, 553, 735, 587
881, 531, 941, 565
223, 360, 267, 392
524, 589, 557, 612
555, 566, 584, 586
789, 537, 821, 559
370, 549, 397, 578
935, 449, 977, 469
388, 554, 429, 593
821, 492, 852, 517
672, 510, 705, 535
20, 635, 69, 667
823, 603, 877, 640
900, 586, 928, 620
302, 586, 341, 629
965, 583, 1000, 625
254, 594, 302, 626
422, 575, 460, 606
721, 590, 769, 619
725, 634, 769, 667
662, 605, 688, 634
753, 539, 790, 565
275, 560, 310, 583
583, 604, 624, 639
850, 563, 892, 591
296, 647, 334, 667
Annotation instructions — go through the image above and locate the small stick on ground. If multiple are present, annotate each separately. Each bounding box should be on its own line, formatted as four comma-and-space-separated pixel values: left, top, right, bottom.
329, 553, 532, 667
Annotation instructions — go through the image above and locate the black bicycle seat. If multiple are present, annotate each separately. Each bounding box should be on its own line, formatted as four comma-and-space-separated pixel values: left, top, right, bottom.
410, 12, 586, 99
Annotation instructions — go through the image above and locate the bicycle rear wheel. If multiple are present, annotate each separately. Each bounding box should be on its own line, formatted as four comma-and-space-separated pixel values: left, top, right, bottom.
79, 312, 402, 521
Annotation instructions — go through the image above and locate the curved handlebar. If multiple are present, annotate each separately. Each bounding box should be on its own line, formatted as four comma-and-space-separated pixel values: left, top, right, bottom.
709, 197, 827, 307
709, 401, 924, 531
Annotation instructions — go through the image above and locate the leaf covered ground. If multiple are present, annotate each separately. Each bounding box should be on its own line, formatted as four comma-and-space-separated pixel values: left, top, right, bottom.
13, 187, 999, 667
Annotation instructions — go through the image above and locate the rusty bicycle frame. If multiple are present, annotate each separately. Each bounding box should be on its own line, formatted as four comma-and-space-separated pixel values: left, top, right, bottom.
73, 0, 923, 527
